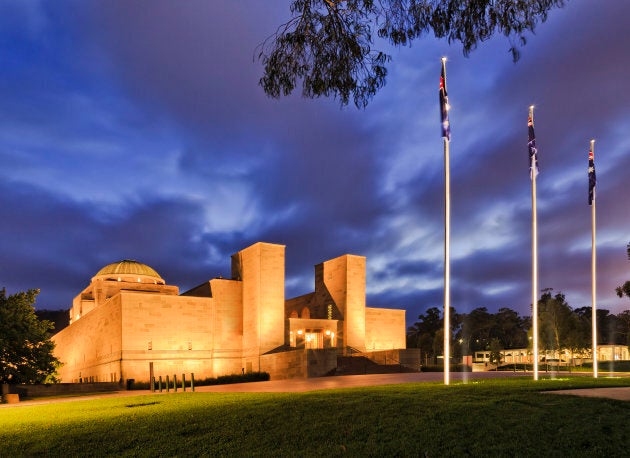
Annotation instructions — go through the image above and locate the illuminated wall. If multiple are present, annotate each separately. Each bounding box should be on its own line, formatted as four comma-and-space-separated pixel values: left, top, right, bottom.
233, 242, 285, 371
54, 279, 244, 382
53, 295, 124, 383
53, 242, 408, 383
365, 307, 406, 350
316, 254, 366, 351
69, 278, 178, 324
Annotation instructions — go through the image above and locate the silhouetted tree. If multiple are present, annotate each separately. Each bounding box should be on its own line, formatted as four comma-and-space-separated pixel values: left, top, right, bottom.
35, 309, 70, 333
259, 0, 566, 107
595, 309, 619, 345
616, 281, 630, 300
617, 310, 630, 348
615, 243, 630, 299
569, 307, 592, 355
488, 337, 503, 366
495, 307, 529, 349
457, 307, 495, 353
407, 306, 459, 363
407, 306, 443, 362
538, 290, 574, 356
0, 288, 60, 384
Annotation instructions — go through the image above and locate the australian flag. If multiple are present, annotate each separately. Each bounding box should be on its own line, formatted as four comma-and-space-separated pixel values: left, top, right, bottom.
588, 146, 596, 205
440, 59, 450, 141
528, 112, 539, 179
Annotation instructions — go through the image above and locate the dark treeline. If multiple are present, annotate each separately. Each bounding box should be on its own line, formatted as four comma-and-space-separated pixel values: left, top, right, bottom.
407, 290, 630, 363
35, 309, 70, 333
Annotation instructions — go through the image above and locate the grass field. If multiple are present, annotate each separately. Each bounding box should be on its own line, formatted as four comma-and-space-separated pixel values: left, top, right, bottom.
1, 376, 630, 457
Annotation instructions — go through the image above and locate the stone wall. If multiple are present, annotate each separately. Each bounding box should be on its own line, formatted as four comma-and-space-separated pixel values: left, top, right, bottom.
54, 287, 247, 384
365, 307, 406, 351
52, 242, 409, 384
362, 348, 420, 370
285, 292, 316, 318
259, 349, 307, 379
259, 348, 338, 379
52, 294, 124, 383
234, 242, 286, 361
70, 280, 178, 324
306, 349, 338, 377
118, 290, 244, 382
315, 254, 366, 351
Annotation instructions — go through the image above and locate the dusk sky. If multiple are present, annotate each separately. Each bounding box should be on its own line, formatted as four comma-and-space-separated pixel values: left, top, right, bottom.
1, 0, 629, 324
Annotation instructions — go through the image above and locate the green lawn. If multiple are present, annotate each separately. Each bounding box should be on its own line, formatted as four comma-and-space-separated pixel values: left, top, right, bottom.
1, 376, 629, 457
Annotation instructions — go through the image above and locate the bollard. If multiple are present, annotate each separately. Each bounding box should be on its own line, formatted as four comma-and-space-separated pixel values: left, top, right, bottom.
191, 373, 195, 392
182, 373, 186, 392
158, 376, 162, 392
166, 375, 170, 393
173, 374, 177, 392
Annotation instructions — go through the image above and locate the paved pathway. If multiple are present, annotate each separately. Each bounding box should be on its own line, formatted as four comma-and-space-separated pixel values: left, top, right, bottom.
2, 371, 629, 407
195, 370, 523, 392
545, 386, 630, 401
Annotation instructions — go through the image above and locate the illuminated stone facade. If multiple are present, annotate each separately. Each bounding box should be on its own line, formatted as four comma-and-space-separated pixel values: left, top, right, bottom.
52, 242, 406, 382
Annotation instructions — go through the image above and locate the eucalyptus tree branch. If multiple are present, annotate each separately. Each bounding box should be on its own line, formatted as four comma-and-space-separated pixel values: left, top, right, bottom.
258, 0, 566, 108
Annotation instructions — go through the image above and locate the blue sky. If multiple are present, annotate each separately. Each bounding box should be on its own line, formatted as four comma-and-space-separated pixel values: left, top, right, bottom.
1, 0, 629, 324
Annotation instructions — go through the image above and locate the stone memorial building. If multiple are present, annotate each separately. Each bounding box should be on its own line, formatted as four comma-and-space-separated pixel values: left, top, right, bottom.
52, 242, 409, 382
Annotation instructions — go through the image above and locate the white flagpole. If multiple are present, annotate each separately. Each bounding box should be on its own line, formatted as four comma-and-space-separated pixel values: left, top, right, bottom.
530, 105, 539, 381
441, 57, 451, 386
444, 135, 451, 386
591, 139, 598, 378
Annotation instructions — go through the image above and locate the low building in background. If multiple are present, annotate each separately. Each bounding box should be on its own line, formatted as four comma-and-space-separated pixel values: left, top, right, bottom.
52, 242, 411, 383
471, 345, 629, 370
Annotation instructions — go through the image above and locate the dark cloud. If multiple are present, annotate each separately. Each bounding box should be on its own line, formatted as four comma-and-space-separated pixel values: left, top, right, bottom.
0, 179, 232, 307
1, 0, 628, 323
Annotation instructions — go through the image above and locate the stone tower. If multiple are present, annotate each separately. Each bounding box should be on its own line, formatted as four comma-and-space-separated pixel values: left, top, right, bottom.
231, 242, 285, 371
315, 254, 366, 352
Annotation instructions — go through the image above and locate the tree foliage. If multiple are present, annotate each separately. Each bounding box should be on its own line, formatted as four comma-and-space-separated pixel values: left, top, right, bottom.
406, 306, 460, 362
454, 306, 528, 355
407, 306, 442, 361
619, 282, 630, 298
615, 243, 630, 299
0, 288, 60, 384
259, 0, 566, 107
618, 310, 630, 347
488, 337, 503, 365
538, 290, 576, 353
35, 309, 70, 333
407, 293, 630, 361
